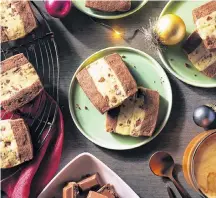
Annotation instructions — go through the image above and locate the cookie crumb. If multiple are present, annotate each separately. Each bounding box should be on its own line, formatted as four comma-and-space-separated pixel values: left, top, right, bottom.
185, 63, 191, 68
207, 16, 212, 21
76, 104, 81, 110
98, 77, 105, 82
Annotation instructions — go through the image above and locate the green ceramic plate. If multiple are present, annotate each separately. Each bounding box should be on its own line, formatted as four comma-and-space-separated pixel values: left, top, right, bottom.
72, 0, 148, 19
158, 0, 216, 88
69, 47, 172, 150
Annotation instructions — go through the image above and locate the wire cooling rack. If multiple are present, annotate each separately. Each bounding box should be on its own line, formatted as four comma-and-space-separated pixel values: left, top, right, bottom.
1, 2, 60, 181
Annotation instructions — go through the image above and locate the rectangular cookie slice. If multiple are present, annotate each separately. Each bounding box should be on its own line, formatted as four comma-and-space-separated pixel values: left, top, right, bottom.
98, 184, 120, 198
0, 0, 37, 43
192, 1, 216, 49
0, 119, 33, 169
106, 87, 159, 137
63, 182, 79, 198
85, 0, 131, 12
182, 31, 216, 78
76, 53, 137, 114
0, 53, 44, 112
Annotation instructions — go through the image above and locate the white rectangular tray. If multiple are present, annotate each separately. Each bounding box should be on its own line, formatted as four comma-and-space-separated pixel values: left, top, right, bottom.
38, 153, 139, 198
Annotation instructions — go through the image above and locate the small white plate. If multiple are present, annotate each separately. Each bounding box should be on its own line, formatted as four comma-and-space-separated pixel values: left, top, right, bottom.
38, 153, 139, 198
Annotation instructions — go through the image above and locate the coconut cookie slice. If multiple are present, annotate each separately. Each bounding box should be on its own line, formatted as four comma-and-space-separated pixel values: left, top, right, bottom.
192, 1, 216, 49
0, 119, 33, 169
106, 87, 159, 137
76, 53, 137, 114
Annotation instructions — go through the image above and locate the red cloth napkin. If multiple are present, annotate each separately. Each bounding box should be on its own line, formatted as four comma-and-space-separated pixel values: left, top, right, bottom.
1, 91, 64, 198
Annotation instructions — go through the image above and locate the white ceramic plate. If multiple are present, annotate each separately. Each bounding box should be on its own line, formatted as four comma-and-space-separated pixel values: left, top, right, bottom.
38, 153, 139, 198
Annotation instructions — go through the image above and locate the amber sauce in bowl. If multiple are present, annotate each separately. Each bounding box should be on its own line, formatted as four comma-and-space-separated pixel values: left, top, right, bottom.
183, 130, 216, 198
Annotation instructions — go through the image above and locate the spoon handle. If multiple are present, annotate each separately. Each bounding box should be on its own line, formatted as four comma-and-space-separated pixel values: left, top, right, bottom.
170, 176, 190, 198
166, 185, 176, 198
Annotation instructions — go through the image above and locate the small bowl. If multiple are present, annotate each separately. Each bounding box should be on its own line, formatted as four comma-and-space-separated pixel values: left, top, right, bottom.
38, 153, 139, 198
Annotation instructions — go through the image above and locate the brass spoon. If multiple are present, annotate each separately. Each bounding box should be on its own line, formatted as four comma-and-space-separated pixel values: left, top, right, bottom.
149, 151, 190, 198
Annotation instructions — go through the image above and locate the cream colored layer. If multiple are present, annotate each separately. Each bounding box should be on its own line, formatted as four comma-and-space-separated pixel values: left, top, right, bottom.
0, 63, 39, 101
115, 96, 145, 136
87, 58, 126, 107
194, 133, 216, 198
0, 120, 21, 168
196, 11, 216, 40
0, 0, 26, 40
188, 42, 216, 71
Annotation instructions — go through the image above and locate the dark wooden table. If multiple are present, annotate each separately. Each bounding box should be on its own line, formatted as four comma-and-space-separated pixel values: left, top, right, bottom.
37, 1, 216, 197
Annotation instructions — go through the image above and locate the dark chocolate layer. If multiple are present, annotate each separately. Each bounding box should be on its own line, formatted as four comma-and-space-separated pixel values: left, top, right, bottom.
182, 32, 202, 54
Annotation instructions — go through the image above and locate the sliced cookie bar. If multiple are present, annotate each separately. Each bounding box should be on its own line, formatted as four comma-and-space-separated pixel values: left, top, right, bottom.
0, 53, 43, 112
76, 53, 137, 114
85, 0, 131, 12
0, 0, 37, 43
183, 31, 216, 78
106, 87, 160, 137
0, 118, 33, 168
192, 1, 216, 49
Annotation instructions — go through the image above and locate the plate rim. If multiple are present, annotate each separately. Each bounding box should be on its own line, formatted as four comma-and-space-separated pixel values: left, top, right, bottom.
72, 0, 148, 19
158, 0, 216, 88
68, 46, 173, 150
38, 152, 139, 198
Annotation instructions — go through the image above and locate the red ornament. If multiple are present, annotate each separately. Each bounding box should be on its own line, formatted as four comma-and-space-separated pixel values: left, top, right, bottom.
45, 0, 72, 18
